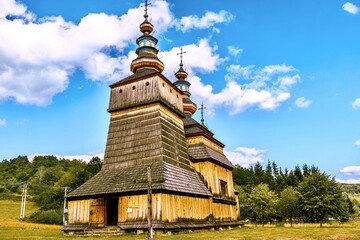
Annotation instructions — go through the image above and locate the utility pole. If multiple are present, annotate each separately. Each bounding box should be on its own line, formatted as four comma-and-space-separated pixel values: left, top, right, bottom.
20, 183, 27, 219
63, 187, 69, 226
147, 167, 153, 240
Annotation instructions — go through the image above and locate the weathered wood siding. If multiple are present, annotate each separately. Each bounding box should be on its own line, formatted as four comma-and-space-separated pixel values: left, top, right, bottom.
160, 194, 211, 222
109, 76, 183, 113
68, 199, 90, 225
118, 194, 211, 223
212, 203, 238, 221
103, 102, 192, 170
192, 161, 234, 196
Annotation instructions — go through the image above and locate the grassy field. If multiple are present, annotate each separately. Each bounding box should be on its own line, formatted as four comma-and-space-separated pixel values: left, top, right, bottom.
1, 200, 360, 240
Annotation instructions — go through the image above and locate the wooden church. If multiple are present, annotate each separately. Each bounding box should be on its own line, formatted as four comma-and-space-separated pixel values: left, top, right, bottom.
64, 2, 240, 233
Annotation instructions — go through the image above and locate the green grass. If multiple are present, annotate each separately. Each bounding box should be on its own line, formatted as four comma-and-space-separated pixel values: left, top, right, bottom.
1, 199, 360, 240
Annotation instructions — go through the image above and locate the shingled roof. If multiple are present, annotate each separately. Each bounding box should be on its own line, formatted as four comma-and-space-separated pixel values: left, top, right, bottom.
188, 143, 234, 170
67, 160, 211, 199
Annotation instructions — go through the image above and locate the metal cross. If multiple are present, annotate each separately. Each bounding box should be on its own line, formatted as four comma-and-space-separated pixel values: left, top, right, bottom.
142, 0, 151, 19
177, 47, 186, 66
199, 103, 206, 126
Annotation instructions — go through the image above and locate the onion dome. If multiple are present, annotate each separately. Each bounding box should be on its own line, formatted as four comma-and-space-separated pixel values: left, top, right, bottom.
173, 48, 197, 116
130, 1, 164, 73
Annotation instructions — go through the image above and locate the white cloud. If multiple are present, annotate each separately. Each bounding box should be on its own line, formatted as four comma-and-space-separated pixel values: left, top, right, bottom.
355, 139, 360, 147
0, 1, 237, 107
295, 97, 312, 108
336, 178, 360, 184
0, 118, 7, 126
342, 2, 359, 14
340, 166, 360, 176
30, 152, 104, 163
0, 0, 34, 20
0, 0, 173, 106
228, 46, 243, 58
225, 147, 267, 168
175, 10, 235, 32
352, 98, 360, 109
187, 63, 299, 115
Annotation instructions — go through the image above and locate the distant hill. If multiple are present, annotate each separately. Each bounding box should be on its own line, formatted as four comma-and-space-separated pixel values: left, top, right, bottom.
340, 184, 360, 194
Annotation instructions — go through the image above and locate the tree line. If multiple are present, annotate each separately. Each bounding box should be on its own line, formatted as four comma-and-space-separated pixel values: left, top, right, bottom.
0, 155, 102, 224
0, 156, 359, 226
233, 162, 358, 226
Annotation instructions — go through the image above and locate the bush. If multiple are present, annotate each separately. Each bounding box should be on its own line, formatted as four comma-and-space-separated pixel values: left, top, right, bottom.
30, 209, 63, 225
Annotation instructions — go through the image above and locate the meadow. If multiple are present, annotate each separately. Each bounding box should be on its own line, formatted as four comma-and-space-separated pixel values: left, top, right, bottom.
1, 199, 359, 240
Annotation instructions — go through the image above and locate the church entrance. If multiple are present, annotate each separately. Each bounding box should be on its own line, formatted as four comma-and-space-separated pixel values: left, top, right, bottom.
106, 197, 118, 226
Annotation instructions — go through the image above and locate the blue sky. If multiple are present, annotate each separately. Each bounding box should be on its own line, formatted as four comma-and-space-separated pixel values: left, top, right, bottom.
1, 0, 360, 183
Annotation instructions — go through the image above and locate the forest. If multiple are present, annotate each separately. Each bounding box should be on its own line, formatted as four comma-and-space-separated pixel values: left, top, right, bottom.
0, 155, 359, 226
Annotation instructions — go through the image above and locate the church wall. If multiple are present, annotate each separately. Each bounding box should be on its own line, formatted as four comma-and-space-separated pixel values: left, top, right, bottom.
108, 76, 183, 114
212, 203, 238, 221
118, 194, 212, 223
192, 161, 234, 197
160, 194, 212, 222
68, 199, 90, 225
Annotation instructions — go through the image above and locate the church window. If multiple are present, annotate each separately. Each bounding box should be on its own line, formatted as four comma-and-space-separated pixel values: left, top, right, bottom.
220, 180, 228, 197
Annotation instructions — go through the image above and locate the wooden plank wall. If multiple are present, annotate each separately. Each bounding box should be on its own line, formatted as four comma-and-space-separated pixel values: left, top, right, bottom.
68, 199, 90, 224
193, 161, 234, 197
212, 203, 238, 221
118, 194, 211, 223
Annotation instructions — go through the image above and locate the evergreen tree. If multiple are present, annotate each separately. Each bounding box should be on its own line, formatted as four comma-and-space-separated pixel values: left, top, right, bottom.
298, 172, 344, 227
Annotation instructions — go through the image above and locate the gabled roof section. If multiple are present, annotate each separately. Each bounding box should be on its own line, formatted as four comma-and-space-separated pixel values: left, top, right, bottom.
183, 117, 225, 148
67, 160, 211, 199
188, 143, 234, 170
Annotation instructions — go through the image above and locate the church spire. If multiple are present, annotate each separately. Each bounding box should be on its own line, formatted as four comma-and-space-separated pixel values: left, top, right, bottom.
174, 48, 197, 117
130, 0, 164, 73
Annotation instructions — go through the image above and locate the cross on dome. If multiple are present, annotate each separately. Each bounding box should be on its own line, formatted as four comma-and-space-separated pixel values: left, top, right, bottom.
177, 48, 186, 67
141, 0, 151, 19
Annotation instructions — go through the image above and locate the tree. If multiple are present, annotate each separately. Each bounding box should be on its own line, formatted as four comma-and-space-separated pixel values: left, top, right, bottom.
298, 172, 344, 227
248, 184, 278, 226
277, 186, 299, 226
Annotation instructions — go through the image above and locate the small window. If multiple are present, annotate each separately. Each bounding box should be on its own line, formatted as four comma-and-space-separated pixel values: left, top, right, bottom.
146, 82, 150, 86
162, 83, 165, 87
220, 180, 228, 197
170, 89, 172, 93
176, 94, 178, 98
132, 86, 136, 90
119, 89, 123, 93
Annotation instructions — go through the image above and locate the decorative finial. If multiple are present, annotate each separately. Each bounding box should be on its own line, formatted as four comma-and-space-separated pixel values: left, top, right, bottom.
200, 103, 206, 126
177, 48, 186, 67
142, 0, 151, 20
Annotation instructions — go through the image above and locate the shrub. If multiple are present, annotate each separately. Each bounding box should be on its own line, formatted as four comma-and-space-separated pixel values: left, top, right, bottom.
30, 209, 63, 225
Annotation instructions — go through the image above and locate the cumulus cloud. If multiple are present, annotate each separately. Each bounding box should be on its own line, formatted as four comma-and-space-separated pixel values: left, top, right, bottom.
0, 0, 237, 107
352, 98, 360, 109
225, 147, 267, 168
340, 166, 360, 176
0, 0, 172, 106
295, 97, 312, 108
0, 118, 7, 127
187, 63, 299, 115
30, 152, 104, 163
336, 178, 360, 184
228, 46, 243, 58
175, 10, 235, 32
342, 2, 359, 14
355, 139, 360, 147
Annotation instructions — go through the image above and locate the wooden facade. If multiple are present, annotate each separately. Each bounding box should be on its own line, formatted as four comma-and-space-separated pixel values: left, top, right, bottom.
63, 6, 241, 234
